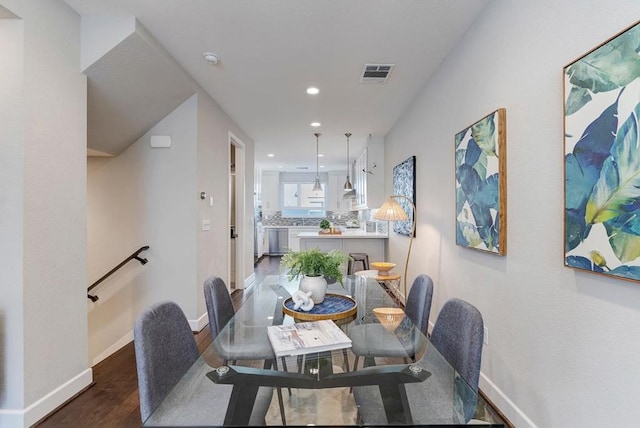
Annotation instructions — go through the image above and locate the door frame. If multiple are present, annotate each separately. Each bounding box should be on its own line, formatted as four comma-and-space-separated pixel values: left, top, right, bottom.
229, 131, 246, 289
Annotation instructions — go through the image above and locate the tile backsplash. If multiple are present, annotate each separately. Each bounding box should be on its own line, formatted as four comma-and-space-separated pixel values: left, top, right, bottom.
262, 211, 358, 227
262, 210, 387, 233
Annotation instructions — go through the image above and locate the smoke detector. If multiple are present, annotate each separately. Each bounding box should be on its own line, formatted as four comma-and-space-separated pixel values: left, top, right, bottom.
360, 64, 395, 83
203, 52, 220, 64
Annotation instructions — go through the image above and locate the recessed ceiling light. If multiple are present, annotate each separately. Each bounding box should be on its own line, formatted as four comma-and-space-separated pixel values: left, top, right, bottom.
318, 154, 324, 157
306, 87, 319, 95
267, 153, 274, 157
310, 122, 321, 127
320, 165, 325, 168
277, 165, 283, 168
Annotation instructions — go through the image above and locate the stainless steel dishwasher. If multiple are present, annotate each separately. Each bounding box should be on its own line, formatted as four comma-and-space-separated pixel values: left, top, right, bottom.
268, 228, 289, 255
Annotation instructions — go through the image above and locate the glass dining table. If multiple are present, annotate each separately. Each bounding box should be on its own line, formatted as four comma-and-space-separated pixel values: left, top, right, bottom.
144, 274, 496, 427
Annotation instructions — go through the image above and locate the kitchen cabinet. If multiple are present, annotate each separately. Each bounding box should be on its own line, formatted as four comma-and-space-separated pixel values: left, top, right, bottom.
327, 171, 351, 212
255, 223, 266, 258
353, 137, 385, 210
288, 227, 319, 252
263, 229, 269, 256
262, 171, 279, 211
254, 166, 262, 201
300, 235, 386, 262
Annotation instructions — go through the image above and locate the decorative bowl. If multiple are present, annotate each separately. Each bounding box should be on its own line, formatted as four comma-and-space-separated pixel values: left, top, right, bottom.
371, 261, 396, 276
373, 307, 405, 331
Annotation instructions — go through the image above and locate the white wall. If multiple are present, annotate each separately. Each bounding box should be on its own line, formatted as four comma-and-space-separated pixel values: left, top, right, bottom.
196, 94, 256, 318
0, 11, 25, 414
384, 1, 640, 426
87, 95, 199, 363
87, 92, 256, 363
0, 0, 91, 426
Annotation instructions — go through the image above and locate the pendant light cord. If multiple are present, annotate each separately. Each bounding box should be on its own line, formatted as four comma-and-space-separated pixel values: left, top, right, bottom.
346, 133, 350, 178
344, 132, 353, 191
313, 133, 322, 192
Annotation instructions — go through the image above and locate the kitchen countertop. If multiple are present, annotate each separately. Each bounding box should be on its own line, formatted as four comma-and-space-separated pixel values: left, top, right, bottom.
262, 225, 320, 229
298, 231, 388, 239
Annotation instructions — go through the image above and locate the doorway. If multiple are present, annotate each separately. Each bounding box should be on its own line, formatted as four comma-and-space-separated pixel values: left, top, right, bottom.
229, 132, 246, 289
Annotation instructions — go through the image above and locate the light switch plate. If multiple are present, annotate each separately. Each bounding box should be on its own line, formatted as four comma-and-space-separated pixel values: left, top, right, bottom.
202, 220, 211, 231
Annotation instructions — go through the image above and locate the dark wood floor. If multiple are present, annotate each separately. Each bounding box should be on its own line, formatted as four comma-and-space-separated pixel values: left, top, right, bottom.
36, 256, 282, 427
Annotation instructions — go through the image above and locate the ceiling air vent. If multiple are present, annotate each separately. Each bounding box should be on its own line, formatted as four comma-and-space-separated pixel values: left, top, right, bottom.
296, 166, 309, 170
360, 64, 395, 83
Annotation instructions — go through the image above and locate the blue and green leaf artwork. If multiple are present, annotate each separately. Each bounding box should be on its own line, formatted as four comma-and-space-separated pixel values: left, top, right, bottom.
564, 21, 640, 281
455, 109, 506, 255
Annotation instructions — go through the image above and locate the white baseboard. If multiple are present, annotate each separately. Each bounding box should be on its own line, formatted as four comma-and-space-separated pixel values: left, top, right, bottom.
479, 372, 537, 428
92, 330, 133, 366
0, 368, 93, 427
189, 311, 209, 332
426, 319, 534, 427
91, 311, 209, 369
244, 272, 256, 289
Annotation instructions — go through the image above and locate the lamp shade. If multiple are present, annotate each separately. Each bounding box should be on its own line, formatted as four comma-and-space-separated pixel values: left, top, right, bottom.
343, 177, 353, 191
312, 178, 322, 192
374, 197, 409, 221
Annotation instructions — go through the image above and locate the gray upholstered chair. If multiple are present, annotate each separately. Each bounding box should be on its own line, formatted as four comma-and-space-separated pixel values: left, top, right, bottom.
353, 297, 484, 424
204, 276, 287, 424
349, 274, 434, 369
134, 301, 200, 422
133, 300, 273, 425
430, 298, 484, 417
204, 275, 281, 362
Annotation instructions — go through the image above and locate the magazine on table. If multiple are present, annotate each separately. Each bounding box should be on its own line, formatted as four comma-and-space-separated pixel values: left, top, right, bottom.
266, 320, 352, 357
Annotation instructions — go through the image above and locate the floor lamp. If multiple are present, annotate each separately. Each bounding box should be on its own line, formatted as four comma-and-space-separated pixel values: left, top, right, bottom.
374, 195, 416, 303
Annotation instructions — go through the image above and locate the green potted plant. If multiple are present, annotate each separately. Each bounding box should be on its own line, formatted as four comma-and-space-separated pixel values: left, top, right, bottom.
280, 248, 349, 303
319, 218, 331, 232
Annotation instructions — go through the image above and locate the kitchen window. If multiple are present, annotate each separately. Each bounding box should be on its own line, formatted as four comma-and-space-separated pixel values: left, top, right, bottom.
282, 182, 326, 217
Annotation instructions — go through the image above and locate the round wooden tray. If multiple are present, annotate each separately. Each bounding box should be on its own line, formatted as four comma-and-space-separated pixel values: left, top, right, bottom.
282, 293, 357, 321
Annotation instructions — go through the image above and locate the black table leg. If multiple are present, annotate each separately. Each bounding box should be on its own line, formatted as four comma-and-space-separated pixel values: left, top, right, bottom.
223, 384, 260, 426
379, 383, 413, 424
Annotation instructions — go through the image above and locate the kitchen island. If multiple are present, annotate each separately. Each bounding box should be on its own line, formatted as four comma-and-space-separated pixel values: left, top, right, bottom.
298, 230, 388, 263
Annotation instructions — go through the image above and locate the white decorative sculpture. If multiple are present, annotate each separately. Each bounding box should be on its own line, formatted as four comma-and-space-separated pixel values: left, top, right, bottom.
291, 290, 314, 311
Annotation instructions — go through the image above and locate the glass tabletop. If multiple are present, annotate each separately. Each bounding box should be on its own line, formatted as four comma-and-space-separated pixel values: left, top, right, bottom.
144, 274, 481, 426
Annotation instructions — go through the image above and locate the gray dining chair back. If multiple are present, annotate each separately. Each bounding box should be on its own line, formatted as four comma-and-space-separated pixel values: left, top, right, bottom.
134, 301, 199, 422
204, 275, 288, 425
404, 274, 434, 335
430, 298, 484, 392
204, 276, 235, 338
349, 274, 434, 369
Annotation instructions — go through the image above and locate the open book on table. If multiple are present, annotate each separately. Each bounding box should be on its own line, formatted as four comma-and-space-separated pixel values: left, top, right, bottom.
267, 320, 352, 357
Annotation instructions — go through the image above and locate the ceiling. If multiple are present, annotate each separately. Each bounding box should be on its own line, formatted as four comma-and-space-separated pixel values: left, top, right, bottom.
65, 0, 490, 172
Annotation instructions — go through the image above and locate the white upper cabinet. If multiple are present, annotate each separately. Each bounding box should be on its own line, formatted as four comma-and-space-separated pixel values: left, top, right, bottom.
353, 137, 385, 210
262, 171, 279, 211
254, 166, 263, 202
327, 171, 351, 212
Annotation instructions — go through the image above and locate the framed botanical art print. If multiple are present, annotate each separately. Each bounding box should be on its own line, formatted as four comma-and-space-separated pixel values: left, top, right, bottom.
564, 20, 640, 281
455, 108, 507, 255
392, 156, 416, 237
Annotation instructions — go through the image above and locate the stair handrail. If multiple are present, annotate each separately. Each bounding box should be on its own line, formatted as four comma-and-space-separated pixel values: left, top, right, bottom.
87, 245, 150, 302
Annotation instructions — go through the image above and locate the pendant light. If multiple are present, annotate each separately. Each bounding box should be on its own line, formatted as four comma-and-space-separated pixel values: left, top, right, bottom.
343, 132, 353, 191
312, 133, 322, 192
